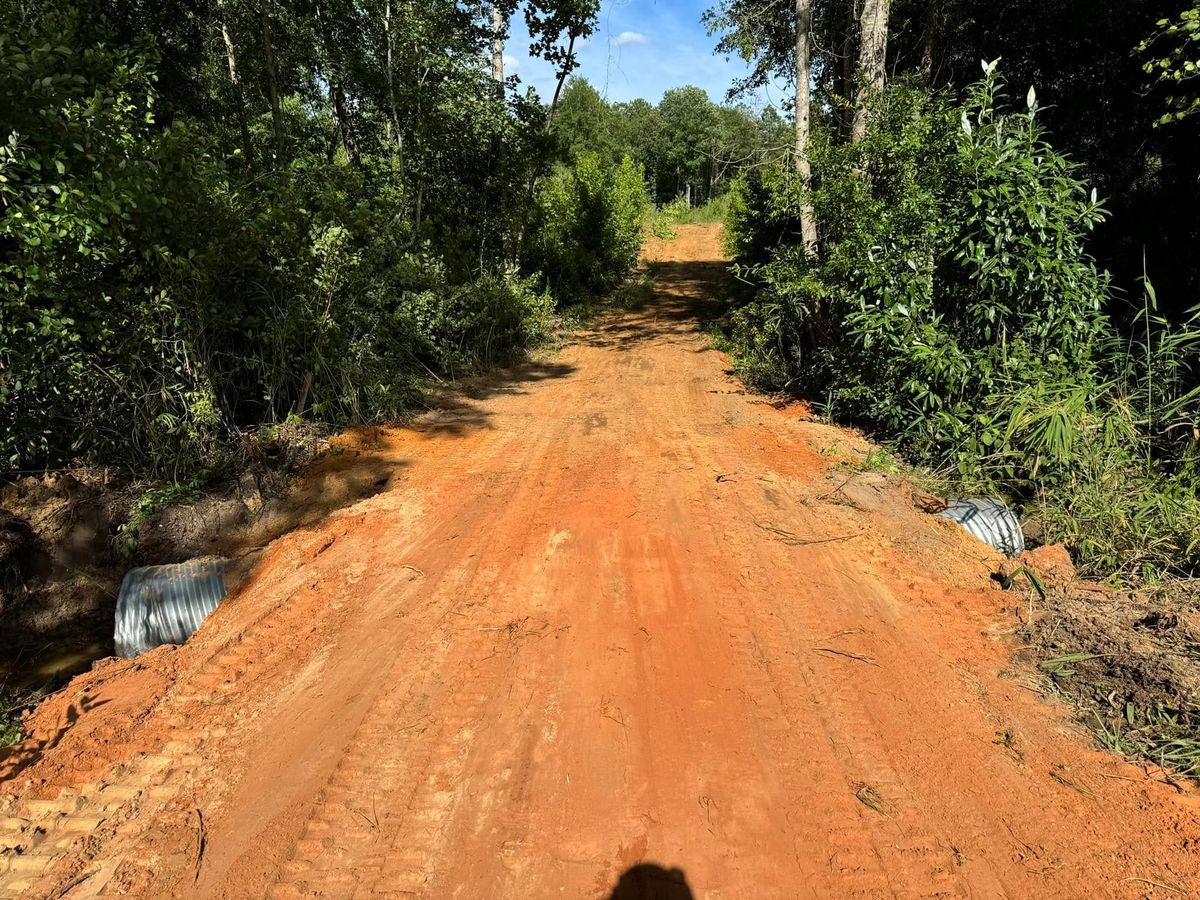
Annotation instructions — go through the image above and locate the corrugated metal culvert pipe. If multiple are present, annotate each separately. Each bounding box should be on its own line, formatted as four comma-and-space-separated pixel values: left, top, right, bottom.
114, 558, 228, 658
937, 498, 1025, 557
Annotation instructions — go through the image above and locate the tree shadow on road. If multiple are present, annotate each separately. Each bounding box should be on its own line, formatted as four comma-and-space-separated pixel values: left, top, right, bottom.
607, 863, 696, 899
0, 355, 577, 695
576, 259, 733, 354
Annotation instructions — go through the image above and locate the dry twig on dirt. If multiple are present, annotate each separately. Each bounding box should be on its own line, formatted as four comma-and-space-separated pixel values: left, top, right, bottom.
193, 808, 207, 882
1122, 876, 1187, 896
814, 647, 879, 667
1049, 766, 1095, 799
754, 521, 860, 547
50, 867, 96, 898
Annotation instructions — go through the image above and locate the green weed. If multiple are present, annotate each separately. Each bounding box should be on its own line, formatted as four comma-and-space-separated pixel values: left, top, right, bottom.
1093, 704, 1200, 780
0, 685, 41, 748
839, 448, 903, 475
117, 472, 212, 559
612, 274, 656, 311
647, 195, 732, 239
1039, 652, 1106, 679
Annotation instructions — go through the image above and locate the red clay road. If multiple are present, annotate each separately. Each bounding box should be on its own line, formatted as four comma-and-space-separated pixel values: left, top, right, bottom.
2, 225, 1199, 899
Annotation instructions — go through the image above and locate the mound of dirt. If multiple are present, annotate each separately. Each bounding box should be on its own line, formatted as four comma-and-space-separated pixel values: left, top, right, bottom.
0, 424, 333, 692
0, 650, 175, 795
1025, 581, 1200, 722
0, 472, 134, 681
1003, 544, 1077, 591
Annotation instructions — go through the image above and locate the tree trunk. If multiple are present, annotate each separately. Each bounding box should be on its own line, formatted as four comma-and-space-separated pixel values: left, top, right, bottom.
384, 0, 403, 161
850, 0, 890, 143
835, 0, 859, 140
216, 0, 255, 165
332, 81, 360, 164
794, 0, 819, 257
316, 0, 360, 165
491, 4, 505, 89
921, 0, 939, 87
544, 31, 577, 131
260, 0, 284, 153
217, 0, 241, 85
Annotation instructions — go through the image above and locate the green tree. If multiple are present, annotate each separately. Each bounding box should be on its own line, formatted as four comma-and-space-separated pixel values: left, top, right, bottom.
0, 0, 617, 476
552, 77, 616, 161
655, 86, 720, 205
610, 98, 662, 176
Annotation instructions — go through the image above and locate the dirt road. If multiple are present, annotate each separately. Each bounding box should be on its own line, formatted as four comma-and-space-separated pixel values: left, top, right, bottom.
3, 225, 1199, 898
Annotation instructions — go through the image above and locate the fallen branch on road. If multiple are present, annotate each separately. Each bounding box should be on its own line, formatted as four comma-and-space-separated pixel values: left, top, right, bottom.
814, 647, 880, 667
754, 521, 861, 547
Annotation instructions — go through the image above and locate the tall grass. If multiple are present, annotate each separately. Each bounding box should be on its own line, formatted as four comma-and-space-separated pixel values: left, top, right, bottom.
649, 194, 733, 238
1010, 293, 1200, 579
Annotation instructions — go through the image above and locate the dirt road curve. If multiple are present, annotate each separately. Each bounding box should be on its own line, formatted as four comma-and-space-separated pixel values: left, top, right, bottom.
3, 225, 1200, 899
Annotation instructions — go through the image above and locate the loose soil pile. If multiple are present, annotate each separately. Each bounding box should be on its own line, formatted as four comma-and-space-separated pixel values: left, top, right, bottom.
0, 424, 331, 692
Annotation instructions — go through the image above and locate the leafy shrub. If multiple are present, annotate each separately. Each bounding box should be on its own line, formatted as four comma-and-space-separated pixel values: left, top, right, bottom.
729, 70, 1108, 465
400, 274, 553, 379
527, 152, 649, 304
2, 12, 224, 471
0, 8, 567, 478
723, 66, 1200, 577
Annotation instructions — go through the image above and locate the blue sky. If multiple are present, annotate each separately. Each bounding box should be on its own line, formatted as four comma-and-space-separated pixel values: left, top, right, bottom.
505, 0, 790, 109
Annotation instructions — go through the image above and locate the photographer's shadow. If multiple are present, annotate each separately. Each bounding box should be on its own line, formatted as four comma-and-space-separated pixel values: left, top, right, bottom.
608, 863, 695, 899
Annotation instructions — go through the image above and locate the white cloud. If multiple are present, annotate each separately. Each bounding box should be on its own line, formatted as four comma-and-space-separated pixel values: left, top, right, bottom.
615, 31, 647, 46
503, 54, 519, 71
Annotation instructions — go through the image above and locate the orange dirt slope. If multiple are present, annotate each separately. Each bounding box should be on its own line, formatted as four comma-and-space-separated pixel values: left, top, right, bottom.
2, 224, 1199, 899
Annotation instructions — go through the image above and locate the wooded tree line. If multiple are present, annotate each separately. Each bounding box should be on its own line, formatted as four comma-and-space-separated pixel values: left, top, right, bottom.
709, 0, 1200, 313
550, 77, 790, 207
708, 0, 1200, 578
0, 0, 649, 476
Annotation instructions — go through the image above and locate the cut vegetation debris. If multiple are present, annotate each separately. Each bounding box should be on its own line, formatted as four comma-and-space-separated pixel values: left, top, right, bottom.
853, 783, 890, 818
1020, 577, 1200, 783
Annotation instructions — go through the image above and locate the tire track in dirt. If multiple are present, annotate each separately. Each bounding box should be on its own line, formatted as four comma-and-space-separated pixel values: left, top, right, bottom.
256, 433, 573, 897
3, 225, 1200, 899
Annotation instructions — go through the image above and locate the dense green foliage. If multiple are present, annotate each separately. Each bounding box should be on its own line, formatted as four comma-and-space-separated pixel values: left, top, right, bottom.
7, 0, 1200, 583
0, 0, 645, 476
1140, 3, 1200, 125
707, 0, 1200, 316
729, 72, 1108, 465
529, 153, 649, 304
722, 63, 1200, 578
550, 77, 787, 206
898, 0, 1200, 321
